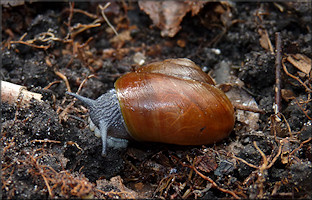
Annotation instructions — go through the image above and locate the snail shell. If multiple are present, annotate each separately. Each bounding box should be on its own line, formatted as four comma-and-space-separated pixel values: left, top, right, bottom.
67, 58, 235, 156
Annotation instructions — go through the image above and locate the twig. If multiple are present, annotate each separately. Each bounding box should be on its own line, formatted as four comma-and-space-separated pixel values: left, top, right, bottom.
294, 98, 312, 120
29, 155, 53, 197
154, 175, 175, 197
77, 74, 95, 94
70, 22, 101, 39
65, 2, 74, 40
19, 32, 27, 41
9, 32, 62, 50
78, 37, 94, 49
63, 8, 98, 19
266, 29, 274, 53
233, 103, 265, 114
232, 155, 258, 169
192, 167, 240, 199
279, 113, 293, 137
1, 81, 42, 105
58, 75, 94, 121
30, 139, 61, 144
10, 40, 51, 50
178, 160, 240, 199
54, 71, 71, 93
44, 80, 61, 90
22, 149, 93, 198
99, 3, 118, 36
66, 141, 83, 151
274, 32, 282, 114
2, 137, 15, 155
232, 141, 282, 198
288, 137, 312, 158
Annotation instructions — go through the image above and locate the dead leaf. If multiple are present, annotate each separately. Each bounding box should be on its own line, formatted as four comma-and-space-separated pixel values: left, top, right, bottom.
109, 30, 132, 48
213, 61, 260, 131
226, 87, 260, 131
281, 89, 296, 102
280, 138, 291, 165
177, 39, 186, 48
96, 176, 138, 199
138, 1, 207, 37
195, 153, 218, 173
258, 28, 273, 52
287, 54, 311, 75
134, 182, 144, 191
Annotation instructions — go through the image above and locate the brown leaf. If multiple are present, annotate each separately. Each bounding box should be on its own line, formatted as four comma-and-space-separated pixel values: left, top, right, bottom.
280, 138, 291, 165
96, 176, 138, 198
134, 182, 144, 191
258, 28, 273, 52
194, 153, 218, 173
225, 86, 260, 131
287, 54, 311, 75
138, 1, 206, 37
109, 30, 132, 48
281, 89, 296, 102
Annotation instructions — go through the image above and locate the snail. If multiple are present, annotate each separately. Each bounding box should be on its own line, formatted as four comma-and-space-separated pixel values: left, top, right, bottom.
67, 58, 235, 156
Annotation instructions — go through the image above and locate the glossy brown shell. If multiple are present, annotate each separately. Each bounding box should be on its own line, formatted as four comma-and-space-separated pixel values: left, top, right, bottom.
115, 58, 235, 145
136, 58, 215, 85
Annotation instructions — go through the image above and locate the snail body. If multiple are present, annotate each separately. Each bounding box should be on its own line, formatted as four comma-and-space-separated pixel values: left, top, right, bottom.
67, 58, 235, 156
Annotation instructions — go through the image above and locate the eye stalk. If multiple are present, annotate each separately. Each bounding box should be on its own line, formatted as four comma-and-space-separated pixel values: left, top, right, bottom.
66, 90, 129, 156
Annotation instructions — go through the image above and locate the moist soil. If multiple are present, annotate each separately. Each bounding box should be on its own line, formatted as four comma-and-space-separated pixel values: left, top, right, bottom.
1, 2, 311, 199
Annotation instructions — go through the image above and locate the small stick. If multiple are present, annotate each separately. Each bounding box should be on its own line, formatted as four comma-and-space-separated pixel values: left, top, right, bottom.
63, 8, 98, 19
295, 99, 312, 120
58, 75, 94, 121
77, 74, 95, 94
99, 3, 118, 36
192, 167, 240, 199
1, 81, 42, 105
289, 137, 312, 157
67, 2, 74, 37
233, 103, 265, 114
55, 71, 71, 93
30, 139, 61, 144
10, 40, 51, 50
274, 32, 282, 114
175, 156, 240, 199
44, 80, 61, 90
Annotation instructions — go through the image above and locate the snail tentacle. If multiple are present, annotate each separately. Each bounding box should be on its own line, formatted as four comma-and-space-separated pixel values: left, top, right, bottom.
98, 120, 108, 156
67, 89, 130, 156
66, 92, 95, 107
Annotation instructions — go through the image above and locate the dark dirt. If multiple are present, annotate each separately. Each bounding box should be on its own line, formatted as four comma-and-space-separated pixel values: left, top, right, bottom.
1, 1, 311, 199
